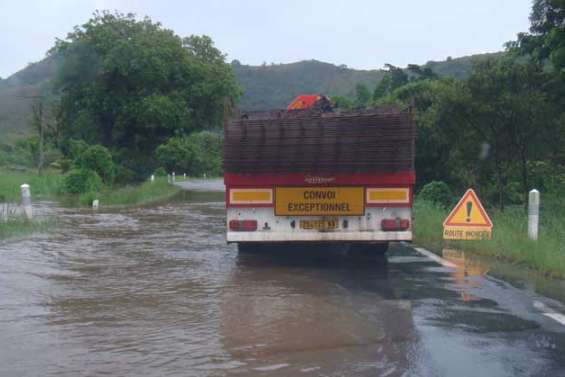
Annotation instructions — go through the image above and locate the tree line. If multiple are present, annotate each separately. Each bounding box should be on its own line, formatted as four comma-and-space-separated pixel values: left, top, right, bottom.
336, 0, 565, 210
16, 2, 565, 208
28, 11, 240, 192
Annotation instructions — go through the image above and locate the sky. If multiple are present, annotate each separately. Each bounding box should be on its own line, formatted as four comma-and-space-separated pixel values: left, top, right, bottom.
0, 0, 533, 78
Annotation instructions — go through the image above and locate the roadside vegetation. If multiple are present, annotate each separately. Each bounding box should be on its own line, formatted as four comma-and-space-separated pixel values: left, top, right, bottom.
82, 178, 180, 207
0, 216, 55, 241
2, 0, 565, 268
335, 1, 565, 278
0, 169, 62, 202
414, 182, 565, 279
1, 12, 234, 240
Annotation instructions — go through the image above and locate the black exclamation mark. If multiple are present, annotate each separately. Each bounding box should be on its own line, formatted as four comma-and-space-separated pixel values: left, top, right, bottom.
466, 201, 473, 222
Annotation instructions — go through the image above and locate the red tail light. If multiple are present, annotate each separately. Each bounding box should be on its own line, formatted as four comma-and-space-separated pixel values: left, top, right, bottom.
229, 220, 258, 232
381, 218, 410, 231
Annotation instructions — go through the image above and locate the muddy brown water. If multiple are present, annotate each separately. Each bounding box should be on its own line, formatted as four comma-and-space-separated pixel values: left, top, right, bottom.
1, 186, 565, 376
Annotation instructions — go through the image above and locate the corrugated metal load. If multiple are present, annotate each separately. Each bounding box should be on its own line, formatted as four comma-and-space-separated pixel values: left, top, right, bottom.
224, 108, 415, 174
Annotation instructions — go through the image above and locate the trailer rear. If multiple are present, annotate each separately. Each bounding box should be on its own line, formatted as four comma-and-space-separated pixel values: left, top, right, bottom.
223, 105, 416, 251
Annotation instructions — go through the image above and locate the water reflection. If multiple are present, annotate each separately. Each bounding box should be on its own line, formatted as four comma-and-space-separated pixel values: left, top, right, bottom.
442, 248, 490, 302
218, 246, 420, 375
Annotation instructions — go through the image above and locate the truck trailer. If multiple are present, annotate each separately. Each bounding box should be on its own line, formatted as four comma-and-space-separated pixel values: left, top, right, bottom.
223, 97, 416, 253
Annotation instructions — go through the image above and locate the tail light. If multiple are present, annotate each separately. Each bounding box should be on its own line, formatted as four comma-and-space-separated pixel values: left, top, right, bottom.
229, 220, 258, 232
381, 218, 410, 231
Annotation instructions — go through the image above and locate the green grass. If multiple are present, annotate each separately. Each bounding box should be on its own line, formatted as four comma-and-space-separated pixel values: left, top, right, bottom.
0, 169, 63, 202
89, 178, 181, 207
0, 217, 55, 241
414, 199, 565, 279
0, 169, 180, 207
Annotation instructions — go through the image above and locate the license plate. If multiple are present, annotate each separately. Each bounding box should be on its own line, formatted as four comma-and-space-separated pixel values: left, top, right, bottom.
299, 219, 339, 230
275, 187, 364, 216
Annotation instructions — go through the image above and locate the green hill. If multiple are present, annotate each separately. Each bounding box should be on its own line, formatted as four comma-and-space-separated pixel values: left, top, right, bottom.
0, 52, 501, 140
233, 59, 386, 110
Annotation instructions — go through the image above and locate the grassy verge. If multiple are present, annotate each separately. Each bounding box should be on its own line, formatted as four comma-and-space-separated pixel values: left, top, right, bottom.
0, 217, 55, 241
0, 169, 181, 207
0, 169, 63, 201
84, 178, 181, 207
413, 199, 565, 279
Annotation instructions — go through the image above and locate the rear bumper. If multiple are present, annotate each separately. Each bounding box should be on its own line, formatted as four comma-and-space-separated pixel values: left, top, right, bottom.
227, 231, 412, 243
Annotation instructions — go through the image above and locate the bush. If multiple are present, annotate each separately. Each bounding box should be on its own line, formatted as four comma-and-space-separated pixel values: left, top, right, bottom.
155, 131, 223, 177
154, 167, 167, 177
188, 131, 223, 176
155, 137, 194, 173
418, 181, 453, 208
79, 191, 98, 206
113, 164, 138, 185
63, 169, 103, 194
76, 145, 114, 182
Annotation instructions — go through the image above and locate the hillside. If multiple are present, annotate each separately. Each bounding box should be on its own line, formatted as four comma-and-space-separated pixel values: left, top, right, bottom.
0, 52, 501, 140
234, 60, 385, 110
0, 54, 62, 142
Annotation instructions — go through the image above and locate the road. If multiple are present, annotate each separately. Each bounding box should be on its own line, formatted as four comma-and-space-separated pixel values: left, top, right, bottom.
0, 180, 564, 376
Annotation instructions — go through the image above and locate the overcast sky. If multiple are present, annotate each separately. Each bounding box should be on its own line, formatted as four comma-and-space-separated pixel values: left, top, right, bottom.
0, 0, 532, 78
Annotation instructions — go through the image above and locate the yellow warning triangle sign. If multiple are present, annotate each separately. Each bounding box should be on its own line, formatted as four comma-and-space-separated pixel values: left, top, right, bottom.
443, 189, 493, 228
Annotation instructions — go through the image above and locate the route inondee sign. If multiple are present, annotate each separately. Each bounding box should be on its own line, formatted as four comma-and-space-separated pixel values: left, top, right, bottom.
443, 189, 493, 240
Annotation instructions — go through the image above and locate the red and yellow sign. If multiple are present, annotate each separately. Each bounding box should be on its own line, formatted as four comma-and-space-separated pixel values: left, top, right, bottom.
275, 187, 364, 216
443, 189, 492, 240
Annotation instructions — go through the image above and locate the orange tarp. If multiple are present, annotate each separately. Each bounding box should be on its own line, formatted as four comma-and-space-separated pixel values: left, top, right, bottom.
287, 95, 321, 110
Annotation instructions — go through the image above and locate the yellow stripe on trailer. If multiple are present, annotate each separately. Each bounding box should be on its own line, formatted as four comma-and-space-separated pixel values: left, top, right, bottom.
230, 189, 273, 204
367, 188, 409, 204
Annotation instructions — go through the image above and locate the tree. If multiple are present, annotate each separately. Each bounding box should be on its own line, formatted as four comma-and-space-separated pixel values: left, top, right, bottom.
355, 82, 371, 107
373, 64, 409, 100
439, 58, 555, 209
51, 11, 239, 178
510, 0, 565, 70
388, 78, 461, 189
331, 95, 354, 109
156, 131, 223, 176
30, 97, 45, 175
407, 64, 439, 81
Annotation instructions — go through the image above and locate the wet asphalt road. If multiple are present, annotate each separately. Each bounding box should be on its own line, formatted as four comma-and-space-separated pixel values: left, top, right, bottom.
0, 182, 564, 376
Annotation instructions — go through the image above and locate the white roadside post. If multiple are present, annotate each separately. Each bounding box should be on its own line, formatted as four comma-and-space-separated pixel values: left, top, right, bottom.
1, 203, 6, 222
528, 189, 540, 241
183, 173, 186, 180
150, 174, 155, 183
172, 172, 176, 183
92, 199, 99, 209
20, 184, 32, 220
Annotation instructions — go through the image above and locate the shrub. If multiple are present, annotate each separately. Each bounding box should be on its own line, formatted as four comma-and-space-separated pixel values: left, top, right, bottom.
155, 131, 223, 177
188, 131, 223, 176
154, 167, 167, 177
418, 181, 453, 208
113, 164, 137, 185
63, 169, 103, 194
76, 145, 114, 182
57, 158, 73, 172
79, 191, 98, 206
155, 137, 194, 173
62, 139, 89, 161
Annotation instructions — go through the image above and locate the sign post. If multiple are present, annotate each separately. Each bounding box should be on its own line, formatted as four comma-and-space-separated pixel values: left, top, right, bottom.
443, 189, 492, 240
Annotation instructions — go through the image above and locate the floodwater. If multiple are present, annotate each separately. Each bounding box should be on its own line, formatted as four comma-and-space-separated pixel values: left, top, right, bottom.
1, 182, 565, 376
